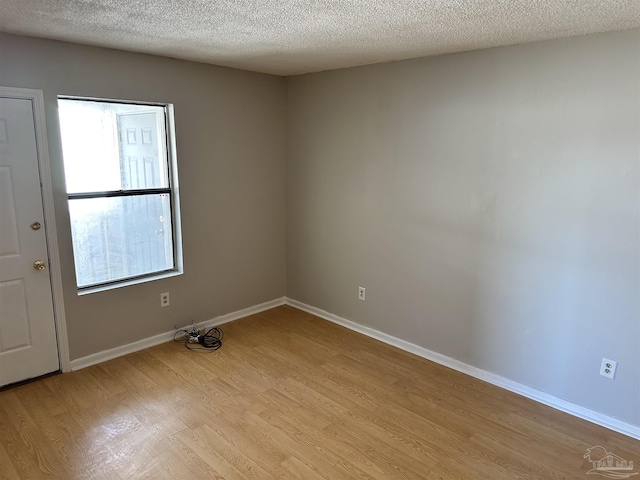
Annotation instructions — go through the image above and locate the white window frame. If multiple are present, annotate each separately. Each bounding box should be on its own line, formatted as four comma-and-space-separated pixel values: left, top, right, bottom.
58, 96, 183, 294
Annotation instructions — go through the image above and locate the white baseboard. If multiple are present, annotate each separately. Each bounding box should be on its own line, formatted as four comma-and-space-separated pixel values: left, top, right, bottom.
285, 298, 640, 440
69, 297, 286, 371
68, 295, 638, 439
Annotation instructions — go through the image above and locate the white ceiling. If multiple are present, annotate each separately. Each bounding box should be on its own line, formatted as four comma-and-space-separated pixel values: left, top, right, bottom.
0, 0, 638, 76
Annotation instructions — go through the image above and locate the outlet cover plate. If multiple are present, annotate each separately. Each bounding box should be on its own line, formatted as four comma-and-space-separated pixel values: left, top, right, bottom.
600, 358, 617, 379
161, 292, 170, 307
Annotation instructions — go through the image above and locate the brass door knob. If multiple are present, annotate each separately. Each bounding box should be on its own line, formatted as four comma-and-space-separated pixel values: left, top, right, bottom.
33, 260, 46, 271
31, 222, 42, 230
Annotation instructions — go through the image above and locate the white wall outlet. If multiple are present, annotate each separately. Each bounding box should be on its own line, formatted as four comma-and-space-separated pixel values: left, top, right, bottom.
599, 358, 617, 379
358, 286, 366, 301
160, 292, 170, 307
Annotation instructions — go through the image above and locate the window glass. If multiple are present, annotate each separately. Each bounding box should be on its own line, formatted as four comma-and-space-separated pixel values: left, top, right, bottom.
58, 98, 181, 290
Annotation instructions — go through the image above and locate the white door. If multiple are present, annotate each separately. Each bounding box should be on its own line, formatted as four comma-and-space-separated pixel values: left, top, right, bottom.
117, 111, 169, 276
0, 95, 59, 386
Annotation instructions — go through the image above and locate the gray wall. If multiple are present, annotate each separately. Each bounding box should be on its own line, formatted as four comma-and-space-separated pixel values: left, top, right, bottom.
286, 29, 640, 426
0, 33, 287, 360
1, 28, 638, 427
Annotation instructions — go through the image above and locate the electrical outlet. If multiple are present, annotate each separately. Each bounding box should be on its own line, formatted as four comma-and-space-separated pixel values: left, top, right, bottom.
160, 292, 170, 307
600, 358, 617, 379
358, 286, 366, 301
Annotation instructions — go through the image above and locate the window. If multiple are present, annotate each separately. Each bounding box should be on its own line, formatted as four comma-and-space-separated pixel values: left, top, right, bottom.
58, 97, 182, 291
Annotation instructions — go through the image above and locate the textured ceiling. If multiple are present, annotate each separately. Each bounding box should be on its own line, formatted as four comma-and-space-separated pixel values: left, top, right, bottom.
0, 0, 638, 76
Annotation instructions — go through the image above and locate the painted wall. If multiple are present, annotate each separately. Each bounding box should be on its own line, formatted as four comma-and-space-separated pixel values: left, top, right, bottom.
1, 28, 638, 428
286, 29, 640, 426
0, 33, 287, 360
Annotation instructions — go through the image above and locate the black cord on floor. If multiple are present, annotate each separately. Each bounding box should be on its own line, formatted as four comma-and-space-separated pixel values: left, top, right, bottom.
173, 326, 224, 351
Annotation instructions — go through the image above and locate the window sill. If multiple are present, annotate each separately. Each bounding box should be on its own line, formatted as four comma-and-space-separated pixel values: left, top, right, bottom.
77, 269, 183, 296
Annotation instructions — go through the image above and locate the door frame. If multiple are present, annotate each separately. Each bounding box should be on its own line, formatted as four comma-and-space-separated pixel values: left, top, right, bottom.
1, 86, 70, 373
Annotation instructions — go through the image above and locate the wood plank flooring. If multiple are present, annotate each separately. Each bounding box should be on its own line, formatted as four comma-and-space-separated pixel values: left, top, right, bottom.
1, 305, 638, 479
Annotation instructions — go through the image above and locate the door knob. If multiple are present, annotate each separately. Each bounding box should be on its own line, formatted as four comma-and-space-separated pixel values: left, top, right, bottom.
31, 222, 42, 230
33, 260, 46, 271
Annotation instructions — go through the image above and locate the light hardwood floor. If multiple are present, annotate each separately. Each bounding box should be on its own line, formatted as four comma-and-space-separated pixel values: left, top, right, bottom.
1, 305, 638, 479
